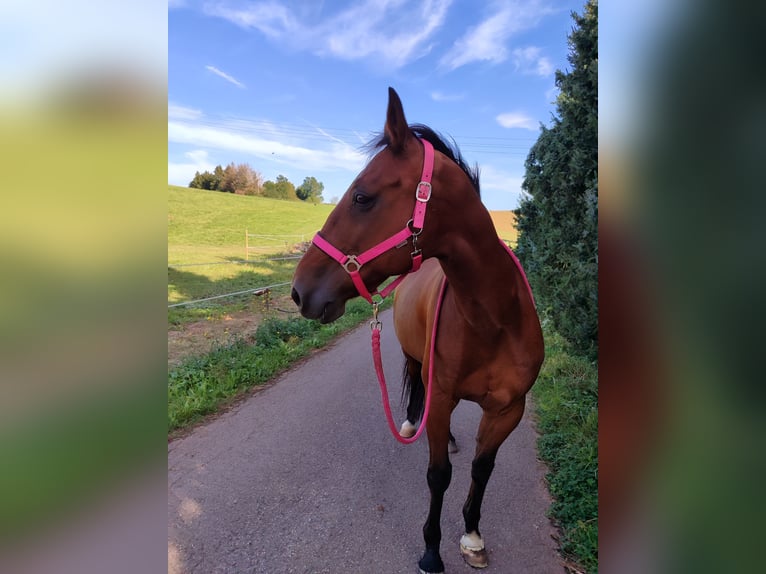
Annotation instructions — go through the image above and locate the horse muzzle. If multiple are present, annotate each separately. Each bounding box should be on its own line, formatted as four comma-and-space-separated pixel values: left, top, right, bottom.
291, 282, 345, 324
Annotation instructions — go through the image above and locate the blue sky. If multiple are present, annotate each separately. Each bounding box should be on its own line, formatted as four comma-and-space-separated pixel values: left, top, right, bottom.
169, 0, 584, 211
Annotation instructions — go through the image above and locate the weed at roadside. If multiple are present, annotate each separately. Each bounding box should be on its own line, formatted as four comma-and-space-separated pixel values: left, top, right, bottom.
168, 298, 383, 432
533, 329, 598, 573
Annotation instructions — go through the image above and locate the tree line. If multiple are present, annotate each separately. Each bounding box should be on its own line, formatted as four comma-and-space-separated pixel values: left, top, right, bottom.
189, 163, 324, 203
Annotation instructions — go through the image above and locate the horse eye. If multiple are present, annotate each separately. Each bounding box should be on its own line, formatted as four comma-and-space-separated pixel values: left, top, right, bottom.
353, 192, 373, 206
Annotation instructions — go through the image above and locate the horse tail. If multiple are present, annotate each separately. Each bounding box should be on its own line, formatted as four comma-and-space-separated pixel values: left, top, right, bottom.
401, 354, 425, 424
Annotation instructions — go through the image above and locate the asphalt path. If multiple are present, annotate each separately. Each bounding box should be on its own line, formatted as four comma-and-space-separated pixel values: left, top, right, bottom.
168, 309, 564, 574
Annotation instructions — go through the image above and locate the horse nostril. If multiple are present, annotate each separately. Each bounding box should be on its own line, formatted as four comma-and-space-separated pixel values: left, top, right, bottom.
291, 287, 301, 307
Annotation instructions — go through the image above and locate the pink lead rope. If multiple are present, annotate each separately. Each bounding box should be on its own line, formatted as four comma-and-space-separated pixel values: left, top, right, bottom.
370, 276, 447, 444
372, 239, 531, 445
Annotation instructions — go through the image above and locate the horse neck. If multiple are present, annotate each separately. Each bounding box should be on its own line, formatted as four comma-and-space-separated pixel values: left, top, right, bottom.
432, 187, 530, 334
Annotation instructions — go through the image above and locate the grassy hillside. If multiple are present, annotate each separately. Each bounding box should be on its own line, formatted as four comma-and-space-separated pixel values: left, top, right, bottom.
168, 186, 334, 318
168, 185, 333, 263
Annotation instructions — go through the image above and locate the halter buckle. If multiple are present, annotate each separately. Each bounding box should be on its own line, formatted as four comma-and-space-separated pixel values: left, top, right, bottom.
416, 182, 432, 202
342, 255, 362, 273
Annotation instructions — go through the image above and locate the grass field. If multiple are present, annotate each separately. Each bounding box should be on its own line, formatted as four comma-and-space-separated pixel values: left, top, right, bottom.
168, 185, 333, 260
168, 185, 334, 323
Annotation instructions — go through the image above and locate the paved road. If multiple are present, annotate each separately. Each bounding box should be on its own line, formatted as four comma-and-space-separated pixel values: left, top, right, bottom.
168, 309, 563, 574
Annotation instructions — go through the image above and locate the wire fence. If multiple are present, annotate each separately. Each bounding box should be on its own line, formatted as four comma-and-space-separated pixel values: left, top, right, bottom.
168, 255, 303, 268
168, 232, 309, 309
168, 281, 293, 309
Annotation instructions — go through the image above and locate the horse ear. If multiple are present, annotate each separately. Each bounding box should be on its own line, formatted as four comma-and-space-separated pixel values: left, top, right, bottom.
384, 87, 410, 154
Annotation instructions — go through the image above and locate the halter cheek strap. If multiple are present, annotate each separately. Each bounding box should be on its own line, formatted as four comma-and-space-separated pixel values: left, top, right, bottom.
311, 138, 434, 304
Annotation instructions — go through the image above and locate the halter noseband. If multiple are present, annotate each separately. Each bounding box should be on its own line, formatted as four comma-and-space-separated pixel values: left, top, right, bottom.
311, 138, 435, 304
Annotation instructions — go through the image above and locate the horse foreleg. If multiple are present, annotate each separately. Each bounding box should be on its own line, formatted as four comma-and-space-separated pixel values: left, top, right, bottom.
460, 398, 526, 569
419, 458, 451, 573
418, 405, 453, 574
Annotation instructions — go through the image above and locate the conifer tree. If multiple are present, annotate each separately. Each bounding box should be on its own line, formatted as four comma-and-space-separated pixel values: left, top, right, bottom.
515, 0, 598, 356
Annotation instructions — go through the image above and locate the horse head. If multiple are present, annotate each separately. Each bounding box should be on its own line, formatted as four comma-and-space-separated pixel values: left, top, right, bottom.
291, 87, 436, 323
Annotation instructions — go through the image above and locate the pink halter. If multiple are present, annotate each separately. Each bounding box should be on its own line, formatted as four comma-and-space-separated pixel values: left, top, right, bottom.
312, 138, 435, 304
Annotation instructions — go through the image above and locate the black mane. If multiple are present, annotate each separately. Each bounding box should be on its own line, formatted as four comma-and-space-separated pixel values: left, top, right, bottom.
367, 124, 481, 197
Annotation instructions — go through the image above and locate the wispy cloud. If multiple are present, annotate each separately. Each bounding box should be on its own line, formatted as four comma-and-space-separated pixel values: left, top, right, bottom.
204, 1, 298, 38
477, 164, 526, 209
203, 0, 451, 70
496, 111, 538, 131
167, 116, 367, 173
440, 0, 554, 71
430, 90, 464, 102
512, 46, 553, 76
168, 102, 203, 120
479, 164, 524, 192
205, 65, 246, 89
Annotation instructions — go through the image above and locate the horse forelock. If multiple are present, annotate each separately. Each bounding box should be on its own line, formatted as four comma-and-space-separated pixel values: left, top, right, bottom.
364, 124, 481, 197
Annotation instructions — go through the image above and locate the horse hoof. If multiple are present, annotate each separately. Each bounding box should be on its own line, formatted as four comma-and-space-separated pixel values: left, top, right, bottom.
418, 549, 444, 574
460, 545, 488, 568
399, 419, 417, 438
460, 532, 488, 569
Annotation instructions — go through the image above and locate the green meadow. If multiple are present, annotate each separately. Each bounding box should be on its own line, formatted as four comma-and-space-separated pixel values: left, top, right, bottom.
168, 185, 334, 323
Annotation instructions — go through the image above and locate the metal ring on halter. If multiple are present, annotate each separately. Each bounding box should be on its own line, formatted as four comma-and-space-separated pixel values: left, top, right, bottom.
342, 255, 362, 273
406, 218, 423, 236
370, 319, 382, 331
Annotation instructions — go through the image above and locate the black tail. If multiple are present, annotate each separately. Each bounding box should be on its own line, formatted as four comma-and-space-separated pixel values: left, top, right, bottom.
401, 354, 425, 424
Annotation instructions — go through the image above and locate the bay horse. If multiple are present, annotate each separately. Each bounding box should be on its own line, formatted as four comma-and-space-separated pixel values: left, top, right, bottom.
291, 87, 544, 573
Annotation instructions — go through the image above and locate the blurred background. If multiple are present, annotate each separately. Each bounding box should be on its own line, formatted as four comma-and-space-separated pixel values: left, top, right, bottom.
601, 0, 766, 572
0, 1, 167, 573
1, 0, 764, 572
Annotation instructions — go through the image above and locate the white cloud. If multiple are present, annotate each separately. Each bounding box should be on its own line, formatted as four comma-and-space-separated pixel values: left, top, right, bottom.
203, 0, 451, 70
168, 118, 367, 173
168, 149, 215, 186
430, 90, 464, 102
536, 57, 554, 76
496, 112, 538, 131
480, 164, 524, 192
168, 102, 202, 120
440, 0, 554, 70
205, 65, 246, 88
478, 164, 526, 210
440, 9, 510, 70
512, 46, 553, 76
204, 1, 298, 38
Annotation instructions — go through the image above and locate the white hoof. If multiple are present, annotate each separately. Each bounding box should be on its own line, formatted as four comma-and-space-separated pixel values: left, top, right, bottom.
399, 419, 417, 438
460, 532, 488, 569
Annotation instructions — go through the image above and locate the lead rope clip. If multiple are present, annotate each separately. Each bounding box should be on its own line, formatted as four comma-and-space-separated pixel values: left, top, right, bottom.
370, 302, 382, 331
